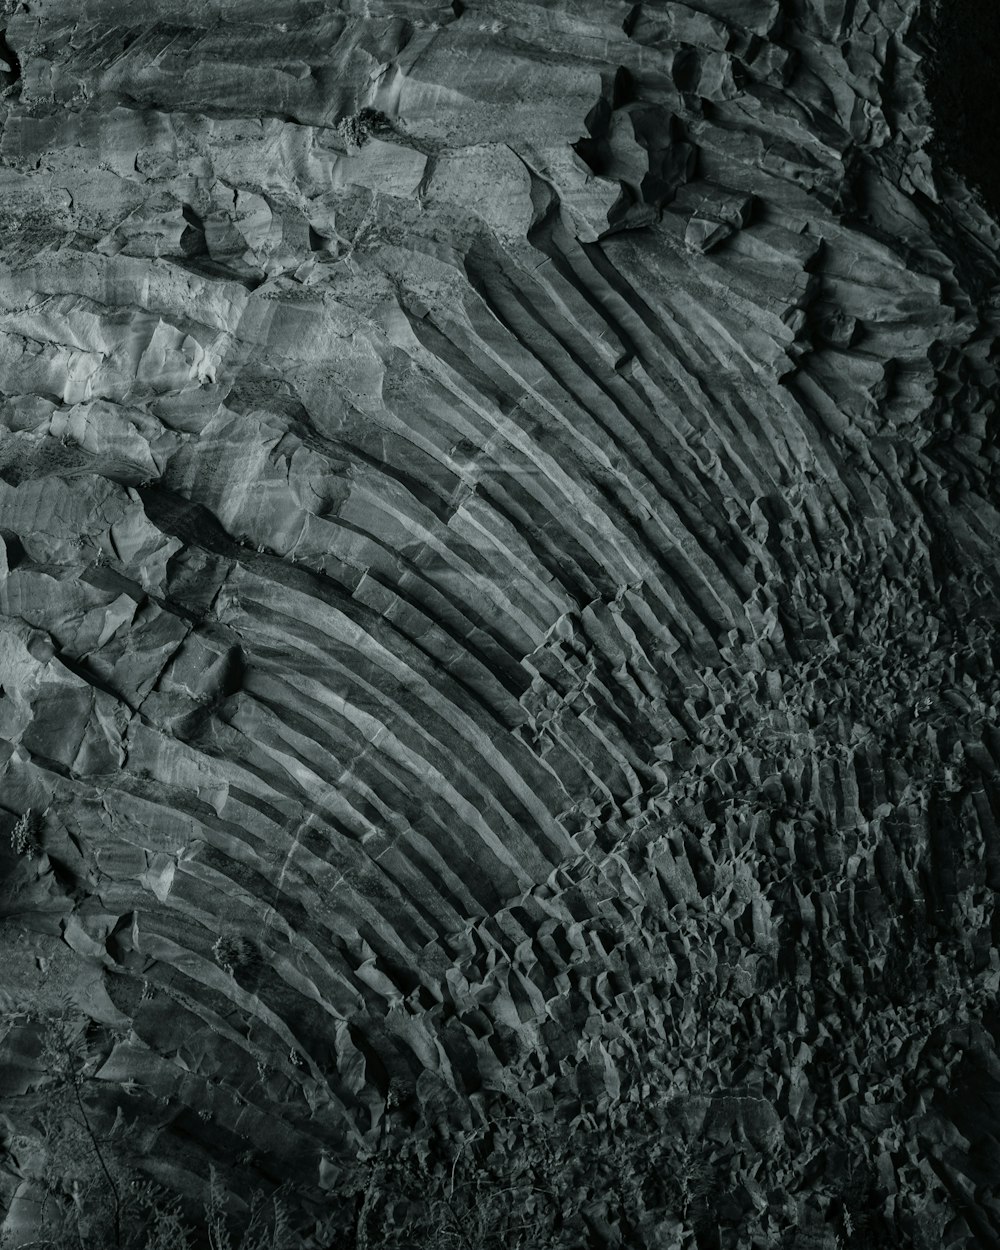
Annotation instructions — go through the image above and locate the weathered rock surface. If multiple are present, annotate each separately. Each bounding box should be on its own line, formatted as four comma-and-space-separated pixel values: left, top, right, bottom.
1, 1, 1000, 1247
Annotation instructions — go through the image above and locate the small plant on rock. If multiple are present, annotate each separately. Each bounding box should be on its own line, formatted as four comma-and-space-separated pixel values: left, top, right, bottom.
9, 810, 37, 857
337, 107, 392, 149
211, 935, 258, 979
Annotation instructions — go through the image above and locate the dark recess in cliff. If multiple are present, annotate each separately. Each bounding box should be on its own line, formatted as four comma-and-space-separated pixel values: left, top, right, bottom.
922, 0, 1000, 217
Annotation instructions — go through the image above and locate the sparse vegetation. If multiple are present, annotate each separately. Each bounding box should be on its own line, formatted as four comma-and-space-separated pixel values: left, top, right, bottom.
211, 935, 259, 979
337, 107, 392, 150
0, 1002, 292, 1250
9, 810, 34, 857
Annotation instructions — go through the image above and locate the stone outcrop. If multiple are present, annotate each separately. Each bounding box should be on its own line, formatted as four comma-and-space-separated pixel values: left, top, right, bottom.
1, 2, 999, 1247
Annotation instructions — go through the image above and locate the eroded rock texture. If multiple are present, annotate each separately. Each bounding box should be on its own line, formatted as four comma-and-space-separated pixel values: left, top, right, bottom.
1, 1, 1000, 1247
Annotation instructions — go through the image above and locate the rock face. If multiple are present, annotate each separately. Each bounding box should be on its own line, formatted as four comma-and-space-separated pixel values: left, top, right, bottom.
1, 1, 1000, 1247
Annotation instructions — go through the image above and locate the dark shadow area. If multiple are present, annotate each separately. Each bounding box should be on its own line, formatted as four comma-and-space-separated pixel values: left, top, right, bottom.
0, 31, 20, 91
180, 202, 209, 257
922, 0, 1000, 217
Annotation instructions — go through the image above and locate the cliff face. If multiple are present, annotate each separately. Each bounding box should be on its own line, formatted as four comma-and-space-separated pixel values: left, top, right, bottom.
1, 2, 1000, 1247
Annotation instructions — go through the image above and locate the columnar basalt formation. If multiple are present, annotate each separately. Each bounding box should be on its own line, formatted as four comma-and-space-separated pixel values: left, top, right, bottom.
1, 2, 999, 1248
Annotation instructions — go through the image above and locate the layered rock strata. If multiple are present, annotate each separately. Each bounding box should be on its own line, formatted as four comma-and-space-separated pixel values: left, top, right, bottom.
1, 1, 1000, 1247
